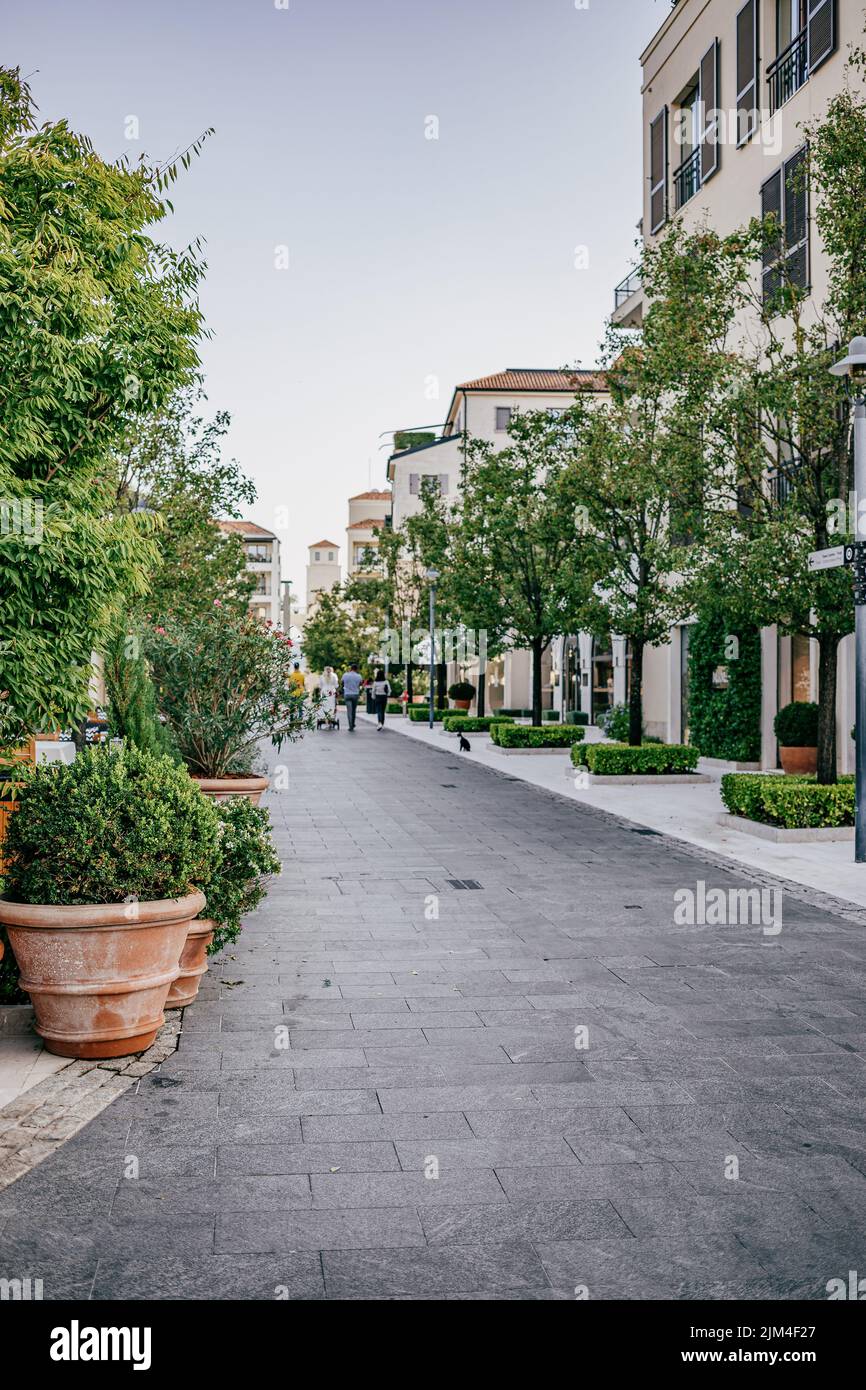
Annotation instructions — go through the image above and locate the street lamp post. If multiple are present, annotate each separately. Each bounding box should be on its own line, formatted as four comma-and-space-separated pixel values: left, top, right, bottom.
426, 568, 439, 729
281, 579, 293, 637
830, 337, 866, 862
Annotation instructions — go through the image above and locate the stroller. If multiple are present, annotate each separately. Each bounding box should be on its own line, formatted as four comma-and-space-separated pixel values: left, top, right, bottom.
316, 676, 341, 731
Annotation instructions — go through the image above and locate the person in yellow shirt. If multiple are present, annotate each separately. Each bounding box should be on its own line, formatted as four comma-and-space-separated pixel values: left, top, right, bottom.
289, 662, 306, 697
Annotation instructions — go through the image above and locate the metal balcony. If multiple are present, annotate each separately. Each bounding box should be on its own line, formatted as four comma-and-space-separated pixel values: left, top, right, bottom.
612, 268, 643, 327
768, 29, 808, 114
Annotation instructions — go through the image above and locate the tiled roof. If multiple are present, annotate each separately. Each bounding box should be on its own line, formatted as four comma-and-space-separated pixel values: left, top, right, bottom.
455, 368, 606, 392
216, 519, 277, 539
309, 540, 339, 550
348, 489, 391, 502
347, 518, 385, 531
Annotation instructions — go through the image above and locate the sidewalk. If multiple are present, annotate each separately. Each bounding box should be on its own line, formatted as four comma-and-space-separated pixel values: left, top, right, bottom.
366, 713, 866, 911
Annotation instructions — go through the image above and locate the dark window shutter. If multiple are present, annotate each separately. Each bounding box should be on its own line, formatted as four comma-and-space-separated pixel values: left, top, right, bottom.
649, 107, 668, 234
700, 39, 721, 182
736, 0, 758, 145
784, 147, 808, 249
409, 473, 419, 495
807, 0, 836, 74
761, 169, 783, 303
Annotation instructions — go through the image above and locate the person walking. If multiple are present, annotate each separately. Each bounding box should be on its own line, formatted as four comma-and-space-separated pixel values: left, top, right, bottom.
341, 663, 363, 731
318, 666, 338, 727
372, 668, 391, 731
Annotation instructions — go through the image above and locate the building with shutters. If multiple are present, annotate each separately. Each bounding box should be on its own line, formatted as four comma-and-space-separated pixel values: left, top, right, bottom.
387, 369, 608, 713
346, 489, 392, 578
305, 540, 341, 616
608, 0, 857, 764
216, 520, 282, 627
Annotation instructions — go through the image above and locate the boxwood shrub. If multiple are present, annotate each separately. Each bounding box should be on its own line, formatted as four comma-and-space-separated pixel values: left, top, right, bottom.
565, 710, 589, 726
497, 708, 532, 718
720, 772, 854, 828
570, 742, 699, 775
542, 711, 561, 722
408, 707, 466, 723
2, 745, 221, 906
774, 701, 819, 747
386, 702, 405, 714
493, 724, 585, 749
443, 715, 515, 733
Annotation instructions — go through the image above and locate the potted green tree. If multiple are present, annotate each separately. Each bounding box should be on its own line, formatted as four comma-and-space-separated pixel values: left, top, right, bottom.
167, 797, 280, 1006
448, 680, 476, 711
774, 702, 819, 776
0, 746, 219, 1058
148, 603, 316, 802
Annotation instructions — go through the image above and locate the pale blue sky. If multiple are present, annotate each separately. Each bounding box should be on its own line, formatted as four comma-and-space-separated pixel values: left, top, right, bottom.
6, 0, 668, 589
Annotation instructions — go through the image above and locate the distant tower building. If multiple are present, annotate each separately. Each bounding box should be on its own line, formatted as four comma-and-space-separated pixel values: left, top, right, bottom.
305, 540, 341, 614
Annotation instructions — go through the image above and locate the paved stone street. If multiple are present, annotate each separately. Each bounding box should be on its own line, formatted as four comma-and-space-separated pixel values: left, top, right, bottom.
2, 722, 866, 1300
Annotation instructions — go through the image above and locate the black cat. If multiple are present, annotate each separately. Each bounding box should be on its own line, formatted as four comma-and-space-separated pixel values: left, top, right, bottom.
458, 733, 471, 753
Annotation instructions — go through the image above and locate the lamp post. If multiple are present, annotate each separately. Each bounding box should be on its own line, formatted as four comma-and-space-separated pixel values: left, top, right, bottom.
830, 337, 866, 862
281, 578, 293, 637
426, 568, 439, 729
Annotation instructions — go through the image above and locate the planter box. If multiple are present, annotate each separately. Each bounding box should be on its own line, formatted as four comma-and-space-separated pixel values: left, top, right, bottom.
565, 768, 712, 785
717, 812, 854, 843
493, 745, 572, 757
0, 1004, 37, 1037
700, 757, 762, 773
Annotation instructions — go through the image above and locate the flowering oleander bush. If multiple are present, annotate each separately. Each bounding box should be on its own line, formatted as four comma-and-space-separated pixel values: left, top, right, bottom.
720, 772, 854, 828
147, 604, 317, 777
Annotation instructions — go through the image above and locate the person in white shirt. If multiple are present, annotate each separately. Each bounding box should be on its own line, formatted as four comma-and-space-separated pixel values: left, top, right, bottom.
371, 668, 391, 731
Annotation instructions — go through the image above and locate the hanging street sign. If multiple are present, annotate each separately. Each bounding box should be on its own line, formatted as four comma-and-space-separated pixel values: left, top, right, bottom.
808, 545, 846, 571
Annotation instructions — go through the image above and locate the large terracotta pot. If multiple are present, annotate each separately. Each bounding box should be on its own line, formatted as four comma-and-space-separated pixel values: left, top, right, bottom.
166, 917, 215, 1008
779, 746, 818, 775
191, 775, 269, 805
0, 890, 205, 1059
452, 700, 472, 711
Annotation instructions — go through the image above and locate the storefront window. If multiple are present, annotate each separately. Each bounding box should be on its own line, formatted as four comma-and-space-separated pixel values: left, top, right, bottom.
592, 635, 614, 723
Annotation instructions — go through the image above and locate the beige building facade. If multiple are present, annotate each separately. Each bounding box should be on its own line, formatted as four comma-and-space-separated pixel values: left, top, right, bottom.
346, 489, 392, 578
216, 520, 281, 627
605, 0, 858, 765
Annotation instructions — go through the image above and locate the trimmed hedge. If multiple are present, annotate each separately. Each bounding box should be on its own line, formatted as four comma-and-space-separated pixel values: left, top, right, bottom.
542, 711, 561, 722
443, 715, 515, 733
492, 723, 585, 749
571, 742, 699, 775
565, 710, 589, 726
497, 708, 531, 718
386, 702, 405, 714
720, 772, 854, 828
408, 707, 467, 723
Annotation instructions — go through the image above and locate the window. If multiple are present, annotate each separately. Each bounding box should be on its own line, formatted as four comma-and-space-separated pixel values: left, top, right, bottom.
769, 0, 836, 113
245, 541, 272, 563
649, 107, 668, 233
314, 550, 320, 561
253, 573, 271, 596
495, 407, 512, 432
736, 0, 759, 145
672, 40, 720, 211
761, 146, 809, 308
409, 473, 419, 495
328, 551, 334, 562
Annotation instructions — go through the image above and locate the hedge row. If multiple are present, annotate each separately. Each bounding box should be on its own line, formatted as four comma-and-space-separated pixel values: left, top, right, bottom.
720, 773, 854, 828
491, 723, 585, 748
443, 715, 515, 733
407, 707, 467, 723
571, 742, 699, 775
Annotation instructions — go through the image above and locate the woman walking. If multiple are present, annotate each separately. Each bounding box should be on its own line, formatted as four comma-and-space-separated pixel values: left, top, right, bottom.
372, 668, 391, 731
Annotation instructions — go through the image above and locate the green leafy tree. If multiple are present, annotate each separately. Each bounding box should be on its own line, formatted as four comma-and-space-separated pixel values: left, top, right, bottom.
115, 384, 256, 621
0, 68, 209, 750
450, 414, 595, 726
299, 586, 369, 678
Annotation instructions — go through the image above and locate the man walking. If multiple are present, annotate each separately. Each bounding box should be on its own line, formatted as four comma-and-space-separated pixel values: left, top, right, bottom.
341, 663, 363, 731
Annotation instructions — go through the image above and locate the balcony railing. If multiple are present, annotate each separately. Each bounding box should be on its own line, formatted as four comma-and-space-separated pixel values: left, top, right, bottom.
614, 268, 642, 311
673, 148, 700, 211
768, 29, 808, 114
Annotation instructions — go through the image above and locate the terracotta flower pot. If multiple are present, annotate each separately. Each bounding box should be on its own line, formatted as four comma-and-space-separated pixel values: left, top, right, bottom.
779, 746, 818, 775
191, 774, 269, 805
166, 917, 215, 1008
452, 700, 472, 711
0, 890, 205, 1059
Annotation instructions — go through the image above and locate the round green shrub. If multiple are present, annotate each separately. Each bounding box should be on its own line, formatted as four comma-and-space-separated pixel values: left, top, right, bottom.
774, 701, 819, 747
203, 798, 281, 956
448, 680, 476, 701
2, 745, 221, 906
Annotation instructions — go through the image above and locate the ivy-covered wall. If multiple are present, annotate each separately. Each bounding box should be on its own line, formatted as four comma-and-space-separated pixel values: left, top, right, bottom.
687, 609, 762, 762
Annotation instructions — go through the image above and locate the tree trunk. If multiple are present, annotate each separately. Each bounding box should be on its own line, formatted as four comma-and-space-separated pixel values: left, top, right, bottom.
816, 632, 838, 785
477, 670, 486, 718
531, 637, 544, 726
628, 639, 644, 747
406, 661, 413, 702
436, 662, 447, 710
